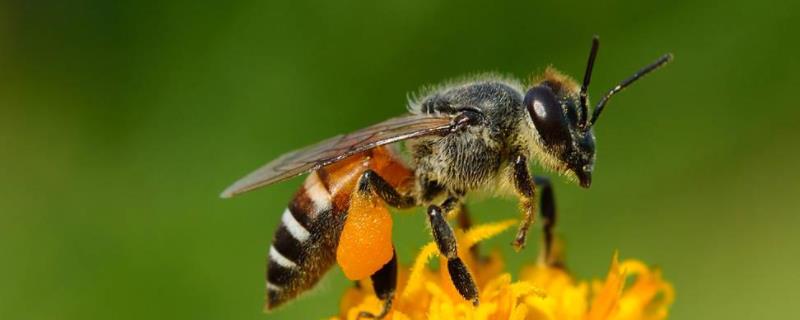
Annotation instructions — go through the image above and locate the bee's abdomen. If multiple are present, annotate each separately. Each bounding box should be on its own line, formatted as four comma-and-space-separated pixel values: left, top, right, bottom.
264, 148, 410, 310
265, 171, 346, 310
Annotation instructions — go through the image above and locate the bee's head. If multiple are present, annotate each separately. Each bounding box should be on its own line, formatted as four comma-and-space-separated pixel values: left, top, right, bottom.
524, 69, 595, 188
523, 36, 672, 188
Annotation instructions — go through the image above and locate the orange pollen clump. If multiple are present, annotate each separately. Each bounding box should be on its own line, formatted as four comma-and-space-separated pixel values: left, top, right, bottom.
336, 194, 394, 280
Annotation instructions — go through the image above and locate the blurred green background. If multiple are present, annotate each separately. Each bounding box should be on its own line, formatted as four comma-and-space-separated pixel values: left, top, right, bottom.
2, 0, 799, 319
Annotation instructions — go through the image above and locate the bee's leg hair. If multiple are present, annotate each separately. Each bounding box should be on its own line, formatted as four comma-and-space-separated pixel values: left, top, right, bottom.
428, 201, 479, 306
357, 248, 397, 319
357, 170, 416, 209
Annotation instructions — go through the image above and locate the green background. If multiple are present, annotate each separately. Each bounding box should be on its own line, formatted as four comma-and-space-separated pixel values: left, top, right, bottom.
2, 1, 798, 319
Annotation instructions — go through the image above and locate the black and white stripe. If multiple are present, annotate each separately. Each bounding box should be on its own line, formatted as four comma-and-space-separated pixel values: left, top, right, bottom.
265, 172, 344, 310
304, 172, 332, 213
266, 203, 321, 304
266, 207, 307, 293
269, 245, 297, 269
281, 208, 310, 242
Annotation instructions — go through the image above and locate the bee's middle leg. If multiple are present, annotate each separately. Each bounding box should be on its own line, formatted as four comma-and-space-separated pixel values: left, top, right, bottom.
455, 203, 473, 230
428, 200, 480, 306
454, 203, 484, 259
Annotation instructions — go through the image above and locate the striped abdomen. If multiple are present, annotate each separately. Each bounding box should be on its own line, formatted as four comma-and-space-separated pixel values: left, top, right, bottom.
265, 146, 412, 310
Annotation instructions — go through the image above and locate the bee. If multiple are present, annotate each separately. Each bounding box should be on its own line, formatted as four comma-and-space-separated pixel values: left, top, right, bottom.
221, 36, 671, 318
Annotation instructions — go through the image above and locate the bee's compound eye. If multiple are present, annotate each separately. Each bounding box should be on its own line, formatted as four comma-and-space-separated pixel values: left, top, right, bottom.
524, 86, 570, 148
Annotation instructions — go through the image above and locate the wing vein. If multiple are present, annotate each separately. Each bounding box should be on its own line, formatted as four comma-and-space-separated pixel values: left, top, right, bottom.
220, 114, 455, 198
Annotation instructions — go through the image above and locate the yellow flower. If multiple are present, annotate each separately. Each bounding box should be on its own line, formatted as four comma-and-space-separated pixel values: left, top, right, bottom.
331, 220, 674, 320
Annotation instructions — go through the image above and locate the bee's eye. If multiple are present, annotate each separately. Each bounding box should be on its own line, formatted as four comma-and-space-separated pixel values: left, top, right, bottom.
524, 86, 571, 148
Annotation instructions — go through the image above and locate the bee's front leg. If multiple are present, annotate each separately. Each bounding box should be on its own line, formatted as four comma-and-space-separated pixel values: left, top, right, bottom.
533, 175, 558, 265
511, 153, 536, 251
427, 200, 479, 306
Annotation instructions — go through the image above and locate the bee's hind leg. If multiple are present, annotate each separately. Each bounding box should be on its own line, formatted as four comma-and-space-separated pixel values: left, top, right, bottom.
357, 170, 416, 208
352, 168, 409, 318
357, 249, 398, 319
428, 199, 480, 305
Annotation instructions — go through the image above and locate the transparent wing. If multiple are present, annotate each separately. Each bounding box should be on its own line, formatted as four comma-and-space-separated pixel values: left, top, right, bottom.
220, 114, 456, 198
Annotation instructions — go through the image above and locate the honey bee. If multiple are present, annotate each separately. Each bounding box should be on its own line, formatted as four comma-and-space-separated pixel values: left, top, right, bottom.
221, 36, 671, 318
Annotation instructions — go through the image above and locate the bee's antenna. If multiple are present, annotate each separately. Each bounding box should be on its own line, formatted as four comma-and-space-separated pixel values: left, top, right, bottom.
579, 36, 600, 128
589, 53, 673, 127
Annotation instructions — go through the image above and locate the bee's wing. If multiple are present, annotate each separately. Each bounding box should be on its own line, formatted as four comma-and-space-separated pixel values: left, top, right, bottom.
220, 114, 456, 198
